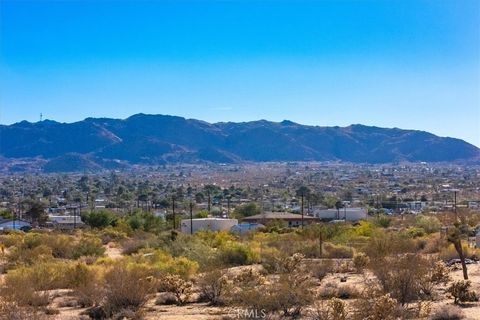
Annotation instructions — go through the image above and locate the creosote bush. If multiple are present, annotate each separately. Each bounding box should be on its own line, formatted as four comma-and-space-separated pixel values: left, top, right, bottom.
103, 262, 156, 315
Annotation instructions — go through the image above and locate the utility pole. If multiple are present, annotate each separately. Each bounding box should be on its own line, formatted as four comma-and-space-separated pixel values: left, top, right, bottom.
227, 195, 231, 218
172, 196, 176, 230
189, 201, 194, 235
454, 190, 458, 220
207, 190, 211, 214
301, 193, 304, 229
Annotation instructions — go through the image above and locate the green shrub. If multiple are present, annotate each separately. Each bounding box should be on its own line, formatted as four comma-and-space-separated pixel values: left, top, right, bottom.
83, 210, 118, 229
72, 235, 105, 259
415, 215, 441, 234
218, 242, 257, 266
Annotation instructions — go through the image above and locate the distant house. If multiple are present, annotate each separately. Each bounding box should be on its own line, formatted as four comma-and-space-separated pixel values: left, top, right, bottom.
313, 208, 367, 221
180, 218, 238, 234
0, 218, 32, 231
242, 212, 318, 227
47, 215, 85, 230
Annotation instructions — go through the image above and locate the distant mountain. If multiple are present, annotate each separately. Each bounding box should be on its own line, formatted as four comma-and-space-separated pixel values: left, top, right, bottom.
1, 114, 478, 172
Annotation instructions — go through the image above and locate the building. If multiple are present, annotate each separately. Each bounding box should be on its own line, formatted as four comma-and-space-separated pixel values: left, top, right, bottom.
313, 208, 367, 221
242, 212, 318, 227
180, 218, 238, 234
47, 215, 85, 230
0, 218, 32, 231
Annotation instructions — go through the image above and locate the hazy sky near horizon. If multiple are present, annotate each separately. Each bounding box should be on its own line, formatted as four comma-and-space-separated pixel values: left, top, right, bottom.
1, 0, 479, 146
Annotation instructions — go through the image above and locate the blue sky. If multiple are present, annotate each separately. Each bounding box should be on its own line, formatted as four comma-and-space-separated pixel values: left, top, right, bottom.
1, 0, 479, 146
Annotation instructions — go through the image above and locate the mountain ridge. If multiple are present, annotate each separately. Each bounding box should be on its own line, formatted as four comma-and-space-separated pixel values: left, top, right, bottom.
1, 114, 478, 172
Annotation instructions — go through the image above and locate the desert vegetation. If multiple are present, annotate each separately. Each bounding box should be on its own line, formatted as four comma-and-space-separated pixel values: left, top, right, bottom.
0, 208, 479, 319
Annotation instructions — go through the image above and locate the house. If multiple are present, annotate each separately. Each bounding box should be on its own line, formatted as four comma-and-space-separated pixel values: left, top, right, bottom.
313, 207, 367, 221
47, 215, 85, 230
180, 218, 238, 234
0, 218, 32, 231
242, 212, 318, 227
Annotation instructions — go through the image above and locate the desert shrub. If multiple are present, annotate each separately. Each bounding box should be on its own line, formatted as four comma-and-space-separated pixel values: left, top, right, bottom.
236, 253, 314, 317
272, 267, 316, 316
354, 221, 377, 237
374, 215, 392, 228
218, 241, 258, 266
352, 252, 369, 273
7, 244, 53, 267
103, 262, 156, 315
259, 246, 286, 273
310, 298, 348, 320
430, 305, 465, 320
324, 243, 353, 259
0, 232, 24, 248
132, 248, 199, 279
406, 227, 426, 238
419, 261, 450, 297
446, 280, 478, 304
198, 269, 230, 305
353, 285, 398, 320
66, 263, 105, 307
422, 234, 445, 254
415, 215, 441, 234
72, 235, 105, 259
160, 274, 193, 306
122, 238, 148, 255
336, 285, 359, 299
1, 265, 57, 308
196, 231, 235, 248
5, 261, 72, 291
166, 233, 219, 270
319, 281, 339, 299
121, 231, 161, 255
43, 234, 74, 259
365, 231, 415, 260
370, 253, 433, 305
0, 300, 48, 320
309, 259, 334, 280
98, 226, 129, 244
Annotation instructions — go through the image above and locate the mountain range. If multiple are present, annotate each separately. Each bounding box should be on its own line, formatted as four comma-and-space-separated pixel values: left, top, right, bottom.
1, 114, 479, 172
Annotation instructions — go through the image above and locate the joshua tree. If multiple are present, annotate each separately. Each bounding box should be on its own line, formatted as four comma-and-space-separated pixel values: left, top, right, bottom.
447, 220, 470, 280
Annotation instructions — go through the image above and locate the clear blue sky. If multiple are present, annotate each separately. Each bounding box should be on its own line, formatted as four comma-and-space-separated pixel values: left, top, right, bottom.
1, 0, 479, 146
